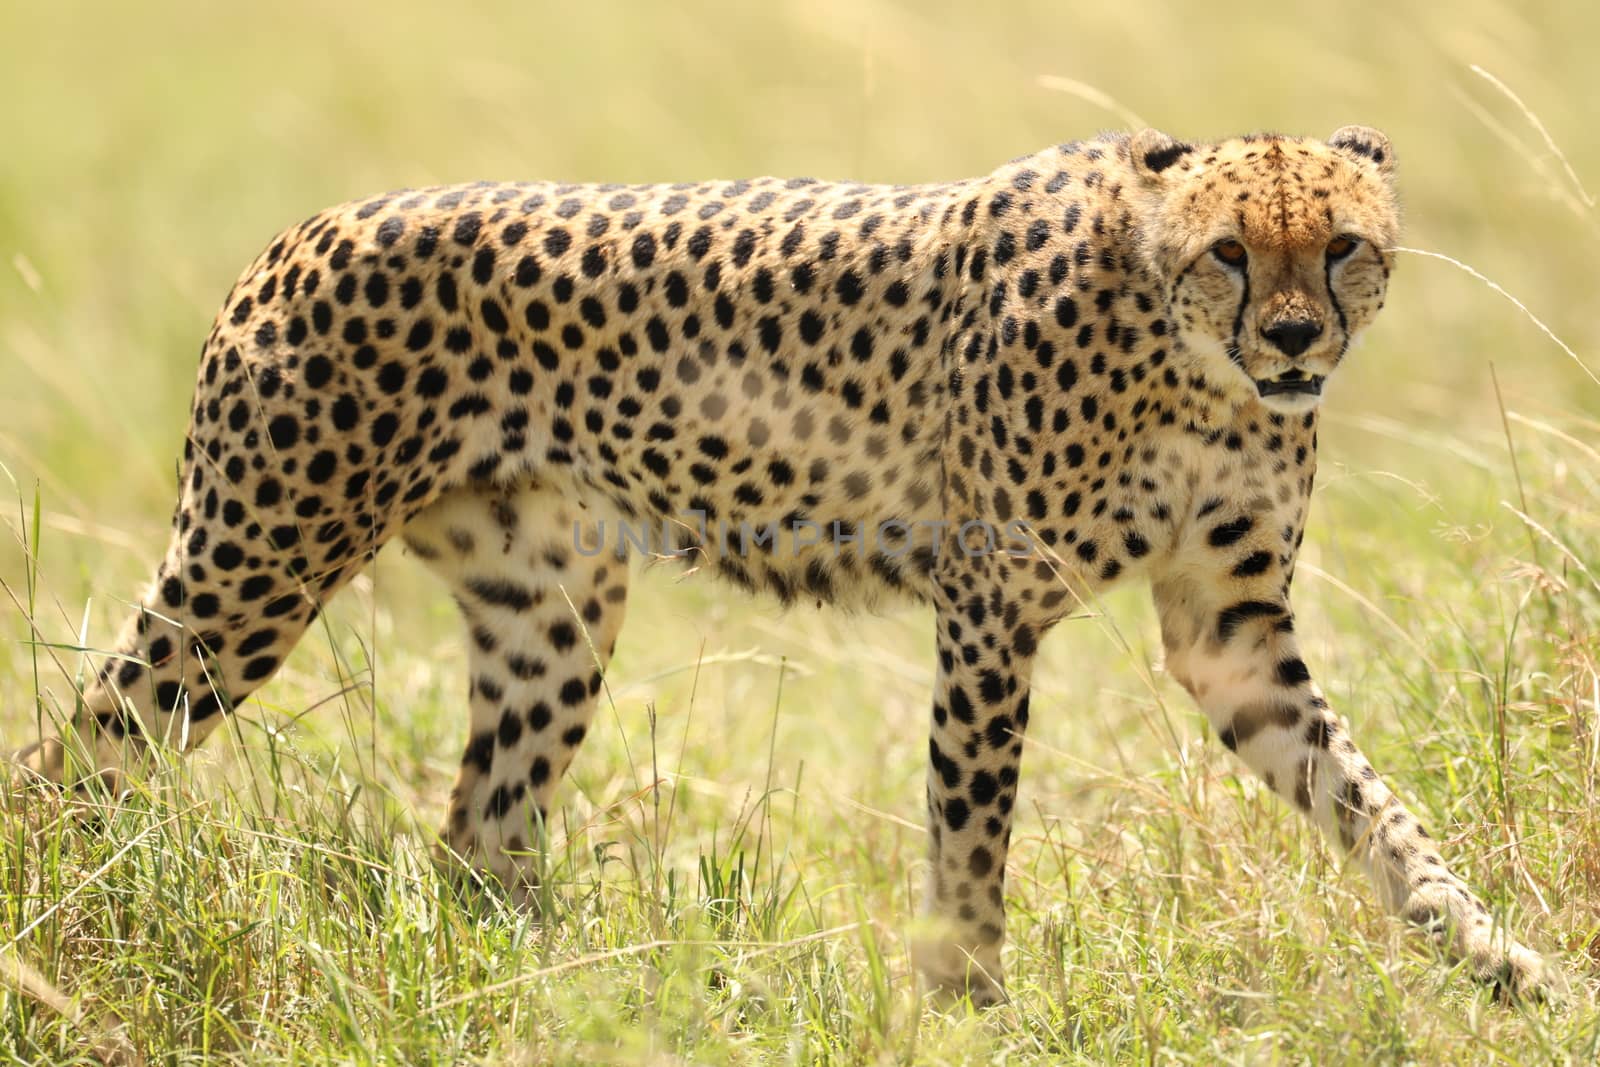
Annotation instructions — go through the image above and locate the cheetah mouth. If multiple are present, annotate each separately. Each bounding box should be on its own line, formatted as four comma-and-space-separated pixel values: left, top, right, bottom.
1253, 370, 1325, 399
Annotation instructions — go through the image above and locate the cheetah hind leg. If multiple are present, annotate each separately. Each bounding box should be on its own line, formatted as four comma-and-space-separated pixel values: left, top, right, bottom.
402, 482, 628, 898
7, 497, 362, 795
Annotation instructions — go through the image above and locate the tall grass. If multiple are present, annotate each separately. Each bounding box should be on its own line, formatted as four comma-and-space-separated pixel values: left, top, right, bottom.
3, 0, 1599, 1062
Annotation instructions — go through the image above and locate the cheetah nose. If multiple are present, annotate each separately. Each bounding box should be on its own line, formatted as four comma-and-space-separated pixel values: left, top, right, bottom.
1260, 319, 1323, 358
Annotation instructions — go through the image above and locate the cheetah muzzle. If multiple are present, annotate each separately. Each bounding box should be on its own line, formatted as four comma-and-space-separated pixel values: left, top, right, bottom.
10, 123, 1548, 1006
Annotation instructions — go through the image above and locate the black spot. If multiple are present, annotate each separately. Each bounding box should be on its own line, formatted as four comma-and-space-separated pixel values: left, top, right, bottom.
452, 212, 481, 246
303, 355, 333, 388
242, 655, 278, 681
528, 702, 553, 731
799, 311, 824, 345
1054, 296, 1078, 330
405, 319, 434, 352
646, 318, 669, 353
240, 575, 274, 601
147, 636, 174, 665
1216, 600, 1286, 642
1141, 141, 1192, 173
687, 226, 712, 260
983, 716, 1013, 750
306, 450, 337, 484
631, 232, 656, 268
930, 739, 960, 789
484, 785, 515, 818
529, 756, 551, 787
969, 771, 998, 807
1306, 718, 1335, 748
549, 621, 578, 651
267, 415, 299, 449
758, 316, 782, 353
364, 272, 391, 307
237, 628, 278, 656
498, 709, 523, 748
1208, 516, 1254, 547
418, 367, 450, 398
463, 732, 494, 773
480, 298, 509, 333
514, 255, 542, 287
377, 361, 407, 394
732, 229, 757, 266
466, 578, 534, 611
1277, 657, 1311, 687
1232, 550, 1273, 577
948, 686, 975, 724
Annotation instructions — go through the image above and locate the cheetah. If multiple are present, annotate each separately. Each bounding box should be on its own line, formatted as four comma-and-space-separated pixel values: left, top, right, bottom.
12, 126, 1545, 1003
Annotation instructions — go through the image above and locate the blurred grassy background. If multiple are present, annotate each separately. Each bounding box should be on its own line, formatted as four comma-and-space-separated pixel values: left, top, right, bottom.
2, 1, 1598, 1062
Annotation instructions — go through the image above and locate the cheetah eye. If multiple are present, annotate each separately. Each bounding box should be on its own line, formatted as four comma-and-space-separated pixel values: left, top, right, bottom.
1326, 234, 1359, 260
1212, 239, 1247, 268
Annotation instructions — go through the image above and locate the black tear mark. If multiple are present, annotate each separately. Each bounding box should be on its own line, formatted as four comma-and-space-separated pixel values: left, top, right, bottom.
1229, 260, 1251, 366
1324, 254, 1349, 340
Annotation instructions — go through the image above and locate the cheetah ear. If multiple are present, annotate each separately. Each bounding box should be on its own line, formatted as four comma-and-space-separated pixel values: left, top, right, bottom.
1328, 125, 1396, 179
1129, 128, 1194, 183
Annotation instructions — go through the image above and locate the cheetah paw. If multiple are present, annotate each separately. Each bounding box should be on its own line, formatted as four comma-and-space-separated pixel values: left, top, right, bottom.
912, 935, 1006, 1009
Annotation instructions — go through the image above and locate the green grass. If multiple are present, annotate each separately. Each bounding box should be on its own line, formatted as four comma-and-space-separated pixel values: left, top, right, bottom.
3, 0, 1600, 1062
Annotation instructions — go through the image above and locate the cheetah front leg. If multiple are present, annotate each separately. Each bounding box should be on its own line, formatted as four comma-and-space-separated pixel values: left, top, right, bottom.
913, 558, 1037, 1006
1151, 565, 1544, 996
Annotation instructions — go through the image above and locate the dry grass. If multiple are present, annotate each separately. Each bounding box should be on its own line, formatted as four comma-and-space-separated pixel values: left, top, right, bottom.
2, 0, 1599, 1062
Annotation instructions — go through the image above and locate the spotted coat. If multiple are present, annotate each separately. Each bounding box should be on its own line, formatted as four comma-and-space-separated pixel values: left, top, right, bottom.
16, 126, 1543, 1002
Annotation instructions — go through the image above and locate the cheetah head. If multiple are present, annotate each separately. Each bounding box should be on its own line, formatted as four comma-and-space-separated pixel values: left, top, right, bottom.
1129, 126, 1400, 414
